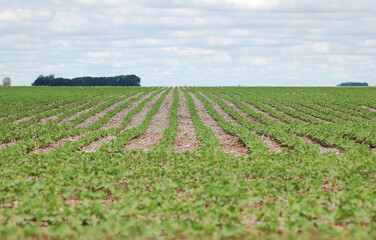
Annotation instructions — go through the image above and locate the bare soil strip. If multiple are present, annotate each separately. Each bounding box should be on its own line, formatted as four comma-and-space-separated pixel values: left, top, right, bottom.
213, 95, 286, 153
33, 135, 84, 154
39, 102, 88, 124
257, 101, 308, 124
101, 93, 150, 130
172, 89, 200, 153
280, 103, 331, 124
124, 90, 174, 151
200, 92, 241, 126
299, 136, 342, 154
58, 101, 106, 125
40, 112, 64, 124
14, 103, 68, 124
189, 92, 250, 156
241, 101, 285, 124
80, 92, 159, 153
308, 102, 365, 119
211, 94, 266, 126
361, 105, 376, 112
0, 140, 19, 150
34, 94, 143, 154
76, 94, 140, 128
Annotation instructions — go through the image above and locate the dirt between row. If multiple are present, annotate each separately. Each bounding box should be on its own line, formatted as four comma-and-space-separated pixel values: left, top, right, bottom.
240, 100, 284, 124
76, 94, 141, 128
14, 103, 70, 124
40, 102, 88, 124
58, 101, 107, 125
81, 91, 159, 153
0, 140, 18, 150
124, 89, 174, 151
256, 101, 308, 124
280, 103, 331, 124
211, 94, 287, 153
172, 89, 201, 153
362, 105, 376, 112
33, 93, 142, 154
189, 91, 250, 156
209, 93, 342, 154
299, 136, 343, 154
310, 102, 370, 120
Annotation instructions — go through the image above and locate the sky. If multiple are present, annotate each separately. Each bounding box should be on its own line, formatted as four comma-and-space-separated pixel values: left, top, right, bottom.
0, 0, 376, 86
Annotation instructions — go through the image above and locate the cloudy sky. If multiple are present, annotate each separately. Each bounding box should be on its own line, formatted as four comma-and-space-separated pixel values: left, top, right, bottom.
1, 0, 376, 86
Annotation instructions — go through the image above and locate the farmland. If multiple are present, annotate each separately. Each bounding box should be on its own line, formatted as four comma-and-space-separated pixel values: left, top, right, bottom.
0, 86, 376, 239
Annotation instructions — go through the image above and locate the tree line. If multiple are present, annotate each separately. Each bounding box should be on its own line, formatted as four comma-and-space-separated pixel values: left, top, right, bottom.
31, 74, 141, 86
337, 82, 368, 86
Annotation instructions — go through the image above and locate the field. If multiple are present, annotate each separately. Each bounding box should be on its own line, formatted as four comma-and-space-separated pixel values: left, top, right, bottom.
0, 86, 376, 239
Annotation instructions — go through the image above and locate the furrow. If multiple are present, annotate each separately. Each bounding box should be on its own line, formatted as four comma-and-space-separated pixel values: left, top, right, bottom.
101, 92, 145, 130
33, 135, 84, 154
257, 101, 308, 124
362, 105, 376, 112
80, 92, 157, 153
124, 91, 165, 131
299, 136, 343, 154
14, 103, 68, 124
280, 103, 331, 124
189, 92, 250, 156
213, 95, 286, 152
241, 101, 285, 124
39, 102, 88, 124
124, 90, 174, 151
172, 89, 200, 153
214, 95, 265, 126
58, 101, 106, 125
76, 95, 137, 127
0, 140, 19, 150
200, 92, 240, 126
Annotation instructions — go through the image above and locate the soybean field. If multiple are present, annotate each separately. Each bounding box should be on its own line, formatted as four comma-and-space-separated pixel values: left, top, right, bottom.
0, 86, 376, 239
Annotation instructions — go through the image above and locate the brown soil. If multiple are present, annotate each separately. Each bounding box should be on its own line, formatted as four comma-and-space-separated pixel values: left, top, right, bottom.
40, 112, 64, 124
362, 105, 376, 112
188, 91, 250, 156
200, 92, 241, 126
172, 89, 200, 153
58, 101, 106, 125
211, 95, 286, 153
213, 94, 265, 126
76, 94, 139, 128
122, 91, 165, 131
40, 102, 88, 124
257, 101, 308, 124
253, 132, 288, 153
280, 103, 331, 124
241, 101, 285, 124
101, 93, 145, 130
0, 140, 19, 150
80, 92, 157, 153
14, 103, 68, 124
33, 135, 84, 154
305, 103, 359, 120
299, 136, 342, 154
124, 89, 174, 151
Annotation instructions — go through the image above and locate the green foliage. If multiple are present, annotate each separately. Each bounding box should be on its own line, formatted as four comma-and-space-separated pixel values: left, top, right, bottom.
0, 86, 376, 239
32, 74, 141, 86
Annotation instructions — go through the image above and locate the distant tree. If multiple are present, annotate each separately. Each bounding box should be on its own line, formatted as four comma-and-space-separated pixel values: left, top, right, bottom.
338, 82, 368, 86
31, 75, 141, 86
2, 77, 11, 86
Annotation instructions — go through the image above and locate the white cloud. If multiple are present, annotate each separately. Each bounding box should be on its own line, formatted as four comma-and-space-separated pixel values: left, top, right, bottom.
246, 57, 272, 66
84, 51, 123, 58
0, 0, 375, 86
